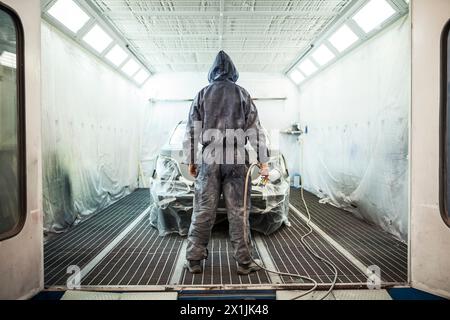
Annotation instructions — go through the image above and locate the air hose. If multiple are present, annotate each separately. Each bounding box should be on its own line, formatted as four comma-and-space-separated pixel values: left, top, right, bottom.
242, 142, 338, 300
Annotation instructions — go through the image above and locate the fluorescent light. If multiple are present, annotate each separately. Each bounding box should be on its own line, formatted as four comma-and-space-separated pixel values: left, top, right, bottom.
106, 45, 128, 67
311, 44, 335, 66
0, 51, 16, 69
47, 0, 90, 33
353, 0, 396, 33
82, 24, 113, 53
328, 24, 359, 52
134, 69, 150, 84
122, 59, 140, 76
288, 69, 305, 84
298, 59, 318, 76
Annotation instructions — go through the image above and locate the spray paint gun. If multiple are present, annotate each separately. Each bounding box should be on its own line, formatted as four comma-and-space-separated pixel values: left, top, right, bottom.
257, 163, 282, 186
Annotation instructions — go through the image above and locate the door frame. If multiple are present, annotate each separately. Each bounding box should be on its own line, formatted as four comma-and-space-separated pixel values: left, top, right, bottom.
0, 0, 42, 300
410, 0, 450, 298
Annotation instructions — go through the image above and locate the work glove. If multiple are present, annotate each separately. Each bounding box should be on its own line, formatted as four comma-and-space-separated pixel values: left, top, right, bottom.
189, 164, 198, 178
259, 163, 269, 179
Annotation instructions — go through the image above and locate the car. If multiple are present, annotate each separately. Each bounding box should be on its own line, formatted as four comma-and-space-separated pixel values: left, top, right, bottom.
149, 121, 291, 236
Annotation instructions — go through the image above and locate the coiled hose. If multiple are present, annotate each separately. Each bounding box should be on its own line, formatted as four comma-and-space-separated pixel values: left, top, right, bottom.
242, 159, 338, 300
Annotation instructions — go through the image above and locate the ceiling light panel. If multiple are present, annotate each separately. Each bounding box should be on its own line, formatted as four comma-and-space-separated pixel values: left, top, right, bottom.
122, 59, 140, 77
289, 69, 305, 84
83, 24, 113, 53
312, 44, 335, 66
298, 58, 318, 76
353, 0, 396, 33
106, 45, 128, 67
328, 24, 359, 52
47, 0, 90, 34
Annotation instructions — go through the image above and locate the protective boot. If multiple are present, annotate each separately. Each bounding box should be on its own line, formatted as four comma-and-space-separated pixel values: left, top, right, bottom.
185, 260, 203, 274
237, 259, 262, 275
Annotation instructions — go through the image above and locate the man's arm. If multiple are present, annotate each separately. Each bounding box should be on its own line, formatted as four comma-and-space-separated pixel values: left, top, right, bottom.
244, 94, 270, 175
183, 93, 202, 176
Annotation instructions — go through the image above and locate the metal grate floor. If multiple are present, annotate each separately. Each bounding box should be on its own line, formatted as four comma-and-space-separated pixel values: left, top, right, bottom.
82, 219, 183, 286
262, 212, 368, 284
179, 223, 272, 286
289, 189, 408, 283
44, 188, 408, 289
44, 189, 150, 287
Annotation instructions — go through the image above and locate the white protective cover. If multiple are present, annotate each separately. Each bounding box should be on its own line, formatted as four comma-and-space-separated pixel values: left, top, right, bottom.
41, 22, 147, 232
298, 17, 410, 241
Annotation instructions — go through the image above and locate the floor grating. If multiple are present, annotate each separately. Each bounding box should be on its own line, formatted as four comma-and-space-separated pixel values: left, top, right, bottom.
82, 219, 183, 286
179, 223, 272, 286
44, 189, 150, 287
261, 213, 368, 284
44, 188, 408, 288
289, 189, 408, 283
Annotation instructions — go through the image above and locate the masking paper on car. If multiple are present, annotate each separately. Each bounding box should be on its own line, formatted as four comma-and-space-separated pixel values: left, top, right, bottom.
149, 152, 291, 237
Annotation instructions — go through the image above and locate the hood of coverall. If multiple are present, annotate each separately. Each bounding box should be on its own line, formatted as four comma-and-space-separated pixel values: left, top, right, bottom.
207, 51, 239, 83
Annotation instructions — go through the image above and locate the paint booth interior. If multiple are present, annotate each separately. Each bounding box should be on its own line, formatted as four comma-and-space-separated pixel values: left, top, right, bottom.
39, 0, 410, 290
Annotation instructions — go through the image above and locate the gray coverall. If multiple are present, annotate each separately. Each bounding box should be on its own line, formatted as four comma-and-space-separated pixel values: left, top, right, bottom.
183, 51, 269, 265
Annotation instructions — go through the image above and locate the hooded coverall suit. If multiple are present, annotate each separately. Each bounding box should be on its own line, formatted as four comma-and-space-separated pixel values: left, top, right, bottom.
183, 51, 269, 265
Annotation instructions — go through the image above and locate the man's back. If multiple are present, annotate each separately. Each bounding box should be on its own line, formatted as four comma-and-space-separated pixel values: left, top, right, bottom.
199, 79, 249, 132
183, 50, 268, 165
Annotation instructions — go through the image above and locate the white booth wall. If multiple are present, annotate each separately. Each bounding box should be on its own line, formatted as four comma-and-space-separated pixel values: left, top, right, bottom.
141, 72, 302, 181
297, 17, 410, 241
41, 21, 148, 232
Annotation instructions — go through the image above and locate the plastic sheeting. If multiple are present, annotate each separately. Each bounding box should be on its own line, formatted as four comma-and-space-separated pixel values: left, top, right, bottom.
41, 22, 147, 233
149, 152, 291, 237
298, 17, 410, 241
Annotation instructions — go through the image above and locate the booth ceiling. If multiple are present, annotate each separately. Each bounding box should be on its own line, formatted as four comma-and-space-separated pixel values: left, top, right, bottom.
90, 0, 353, 73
